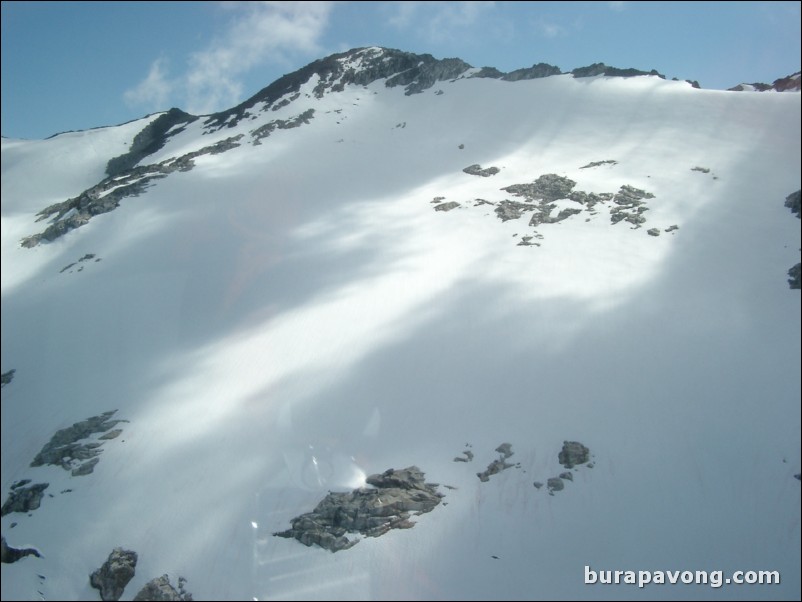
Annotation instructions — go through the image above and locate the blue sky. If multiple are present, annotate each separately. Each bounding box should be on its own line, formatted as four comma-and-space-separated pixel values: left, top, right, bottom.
2, 1, 800, 140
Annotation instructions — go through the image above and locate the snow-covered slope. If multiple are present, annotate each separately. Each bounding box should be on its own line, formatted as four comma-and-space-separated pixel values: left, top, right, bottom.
2, 47, 800, 600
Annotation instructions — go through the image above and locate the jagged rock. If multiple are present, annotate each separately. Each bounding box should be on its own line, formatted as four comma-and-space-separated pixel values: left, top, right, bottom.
579, 160, 617, 169
90, 548, 138, 601
572, 63, 665, 79
785, 190, 801, 218
500, 63, 562, 81
431, 196, 446, 203
30, 410, 124, 472
477, 443, 516, 482
788, 263, 801, 290
434, 202, 460, 212
1, 369, 16, 387
22, 136, 244, 248
691, 166, 711, 173
647, 228, 661, 237
795, 474, 801, 481
558, 441, 590, 469
533, 482, 544, 489
503, 174, 577, 202
106, 109, 197, 177
559, 472, 574, 482
496, 443, 513, 458
1, 482, 49, 516
274, 467, 442, 552
609, 185, 654, 227
495, 200, 534, 221
251, 109, 315, 145
71, 457, 100, 477
453, 450, 474, 462
133, 575, 193, 601
517, 236, 539, 247
665, 225, 679, 233
547, 477, 564, 492
99, 429, 123, 440
463, 164, 500, 177
1, 537, 41, 564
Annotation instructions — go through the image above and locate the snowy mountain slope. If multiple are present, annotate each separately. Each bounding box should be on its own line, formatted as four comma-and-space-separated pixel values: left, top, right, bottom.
1, 47, 800, 600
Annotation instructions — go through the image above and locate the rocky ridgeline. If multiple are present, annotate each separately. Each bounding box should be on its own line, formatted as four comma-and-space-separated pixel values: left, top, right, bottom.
31, 410, 126, 475
251, 108, 315, 145
274, 466, 443, 552
90, 548, 192, 601
21, 135, 244, 248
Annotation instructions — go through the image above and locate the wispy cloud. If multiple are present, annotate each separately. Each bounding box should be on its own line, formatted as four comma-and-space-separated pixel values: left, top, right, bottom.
386, 1, 496, 43
535, 18, 566, 39
125, 1, 333, 115
124, 57, 172, 109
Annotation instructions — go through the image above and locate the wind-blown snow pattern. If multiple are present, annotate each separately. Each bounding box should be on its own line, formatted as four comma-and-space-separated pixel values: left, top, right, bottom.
2, 48, 800, 600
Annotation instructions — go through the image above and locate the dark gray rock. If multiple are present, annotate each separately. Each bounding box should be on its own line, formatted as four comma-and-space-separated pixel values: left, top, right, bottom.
691, 166, 711, 173
30, 410, 124, 472
559, 471, 574, 482
503, 174, 577, 202
133, 575, 193, 601
453, 450, 474, 463
71, 457, 100, 477
1, 482, 49, 516
1, 369, 16, 387
251, 109, 315, 145
547, 477, 564, 492
90, 548, 138, 601
609, 185, 654, 228
647, 228, 661, 237
22, 136, 244, 248
788, 263, 801, 290
463, 164, 500, 177
579, 160, 617, 169
785, 190, 801, 219
477, 443, 516, 482
274, 467, 442, 552
795, 474, 801, 481
533, 481, 544, 489
494, 200, 534, 222
572, 63, 665, 79
558, 441, 590, 469
99, 429, 123, 440
665, 225, 679, 233
106, 109, 197, 177
434, 202, 460, 212
1, 537, 41, 564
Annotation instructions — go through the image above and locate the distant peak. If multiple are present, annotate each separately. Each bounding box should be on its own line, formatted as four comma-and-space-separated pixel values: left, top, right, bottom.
728, 70, 801, 92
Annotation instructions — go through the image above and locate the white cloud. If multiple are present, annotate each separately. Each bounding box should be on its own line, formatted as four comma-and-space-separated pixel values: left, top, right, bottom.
124, 58, 172, 109
535, 19, 566, 39
386, 1, 496, 43
608, 1, 626, 10
125, 1, 333, 115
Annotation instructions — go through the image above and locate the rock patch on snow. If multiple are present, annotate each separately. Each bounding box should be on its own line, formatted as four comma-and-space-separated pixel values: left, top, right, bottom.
1, 482, 49, 516
0, 537, 41, 564
90, 548, 138, 601
463, 164, 500, 177
274, 466, 443, 552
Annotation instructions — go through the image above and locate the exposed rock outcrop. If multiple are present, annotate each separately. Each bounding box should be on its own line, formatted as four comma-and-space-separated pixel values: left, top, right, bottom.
463, 164, 500, 177
90, 548, 138, 601
1, 482, 49, 516
434, 202, 461, 212
133, 575, 193, 601
558, 441, 590, 469
274, 467, 443, 552
30, 410, 125, 474
477, 443, 516, 482
0, 537, 41, 564
785, 190, 801, 219
1, 369, 15, 387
